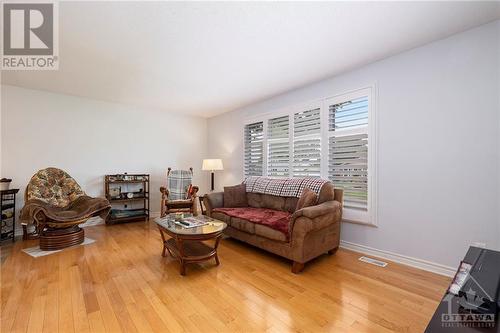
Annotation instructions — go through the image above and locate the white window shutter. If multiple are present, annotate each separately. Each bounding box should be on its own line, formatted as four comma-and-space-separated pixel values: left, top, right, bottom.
328, 96, 369, 210
244, 122, 264, 177
267, 115, 290, 177
329, 97, 369, 131
293, 108, 321, 177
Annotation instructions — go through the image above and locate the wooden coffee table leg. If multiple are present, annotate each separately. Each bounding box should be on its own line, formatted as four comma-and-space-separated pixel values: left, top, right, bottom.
179, 260, 186, 275
159, 228, 168, 257
214, 235, 222, 266
177, 238, 186, 275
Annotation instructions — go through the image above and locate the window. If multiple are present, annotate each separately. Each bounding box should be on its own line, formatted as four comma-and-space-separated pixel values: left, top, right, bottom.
267, 115, 290, 177
243, 86, 376, 224
327, 96, 369, 210
244, 121, 264, 177
293, 108, 321, 177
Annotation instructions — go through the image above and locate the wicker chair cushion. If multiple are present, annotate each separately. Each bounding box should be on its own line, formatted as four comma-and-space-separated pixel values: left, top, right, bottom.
26, 168, 85, 208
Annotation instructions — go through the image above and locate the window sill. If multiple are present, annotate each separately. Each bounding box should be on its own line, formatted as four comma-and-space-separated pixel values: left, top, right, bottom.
341, 218, 378, 228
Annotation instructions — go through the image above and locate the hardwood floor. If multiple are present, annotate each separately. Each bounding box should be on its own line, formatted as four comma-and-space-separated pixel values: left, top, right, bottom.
1, 220, 451, 333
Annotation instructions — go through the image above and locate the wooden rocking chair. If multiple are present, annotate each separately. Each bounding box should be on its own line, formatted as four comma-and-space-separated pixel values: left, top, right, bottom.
159, 168, 199, 217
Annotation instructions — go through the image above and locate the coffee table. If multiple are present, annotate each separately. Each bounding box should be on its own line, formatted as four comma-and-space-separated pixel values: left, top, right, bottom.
154, 215, 227, 275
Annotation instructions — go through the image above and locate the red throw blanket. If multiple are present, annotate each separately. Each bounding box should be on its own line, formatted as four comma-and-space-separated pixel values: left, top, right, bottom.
213, 207, 291, 237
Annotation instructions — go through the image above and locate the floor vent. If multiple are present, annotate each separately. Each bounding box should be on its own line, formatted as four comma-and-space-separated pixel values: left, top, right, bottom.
359, 256, 388, 267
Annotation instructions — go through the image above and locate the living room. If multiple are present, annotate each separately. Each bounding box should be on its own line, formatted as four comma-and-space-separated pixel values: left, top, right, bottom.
1, 1, 500, 332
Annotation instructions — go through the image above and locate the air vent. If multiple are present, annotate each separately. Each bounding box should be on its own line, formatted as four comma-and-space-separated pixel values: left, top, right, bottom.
359, 256, 388, 267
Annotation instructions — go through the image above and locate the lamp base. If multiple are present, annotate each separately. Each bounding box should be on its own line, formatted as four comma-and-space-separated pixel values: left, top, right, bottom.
211, 172, 215, 191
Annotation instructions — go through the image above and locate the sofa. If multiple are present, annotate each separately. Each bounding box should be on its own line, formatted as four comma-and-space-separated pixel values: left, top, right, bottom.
203, 177, 343, 273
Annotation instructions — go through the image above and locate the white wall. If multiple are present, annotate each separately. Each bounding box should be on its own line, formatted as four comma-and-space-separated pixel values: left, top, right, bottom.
207, 21, 500, 268
1, 85, 209, 229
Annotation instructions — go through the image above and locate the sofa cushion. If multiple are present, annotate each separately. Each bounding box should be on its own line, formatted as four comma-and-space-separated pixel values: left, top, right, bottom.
296, 188, 318, 210
284, 197, 299, 213
230, 217, 255, 234
247, 193, 285, 211
213, 207, 291, 238
254, 224, 287, 242
261, 194, 286, 211
211, 211, 231, 225
247, 192, 263, 208
223, 184, 247, 208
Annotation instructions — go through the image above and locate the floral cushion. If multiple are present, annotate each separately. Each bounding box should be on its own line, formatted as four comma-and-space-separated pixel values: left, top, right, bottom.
26, 168, 85, 208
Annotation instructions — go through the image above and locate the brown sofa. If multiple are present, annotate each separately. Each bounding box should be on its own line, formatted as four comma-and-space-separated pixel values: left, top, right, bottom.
204, 182, 343, 273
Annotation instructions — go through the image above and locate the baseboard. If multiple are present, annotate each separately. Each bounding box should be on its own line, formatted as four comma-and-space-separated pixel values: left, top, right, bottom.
340, 240, 456, 277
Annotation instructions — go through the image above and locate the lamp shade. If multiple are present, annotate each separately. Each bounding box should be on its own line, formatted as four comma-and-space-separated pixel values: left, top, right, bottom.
202, 159, 223, 171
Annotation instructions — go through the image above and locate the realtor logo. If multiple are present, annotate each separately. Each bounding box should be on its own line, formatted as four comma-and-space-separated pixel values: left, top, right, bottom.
2, 1, 59, 70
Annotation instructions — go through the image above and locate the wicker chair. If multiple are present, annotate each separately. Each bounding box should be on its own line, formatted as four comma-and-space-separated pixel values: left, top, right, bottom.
20, 168, 111, 250
160, 168, 199, 217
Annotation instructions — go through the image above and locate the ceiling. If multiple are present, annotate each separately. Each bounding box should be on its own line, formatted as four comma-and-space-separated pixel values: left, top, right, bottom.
2, 1, 500, 118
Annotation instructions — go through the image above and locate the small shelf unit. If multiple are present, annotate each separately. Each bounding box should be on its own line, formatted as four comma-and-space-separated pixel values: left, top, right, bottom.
1, 189, 19, 243
105, 174, 149, 224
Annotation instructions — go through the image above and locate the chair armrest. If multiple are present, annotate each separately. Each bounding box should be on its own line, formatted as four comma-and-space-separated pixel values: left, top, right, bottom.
191, 186, 199, 198
203, 192, 224, 216
159, 187, 169, 200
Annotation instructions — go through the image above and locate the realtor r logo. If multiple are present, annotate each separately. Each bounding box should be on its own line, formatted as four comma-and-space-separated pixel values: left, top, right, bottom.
2, 1, 59, 70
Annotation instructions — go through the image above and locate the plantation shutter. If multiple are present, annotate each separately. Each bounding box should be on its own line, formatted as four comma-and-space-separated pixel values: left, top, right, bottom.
244, 122, 264, 177
293, 108, 321, 177
328, 96, 369, 210
267, 115, 290, 177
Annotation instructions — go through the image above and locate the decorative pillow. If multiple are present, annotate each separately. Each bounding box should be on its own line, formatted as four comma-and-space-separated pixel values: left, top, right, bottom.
223, 184, 248, 208
295, 188, 318, 211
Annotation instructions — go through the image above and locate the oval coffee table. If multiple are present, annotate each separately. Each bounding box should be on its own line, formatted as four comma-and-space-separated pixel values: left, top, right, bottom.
154, 215, 227, 275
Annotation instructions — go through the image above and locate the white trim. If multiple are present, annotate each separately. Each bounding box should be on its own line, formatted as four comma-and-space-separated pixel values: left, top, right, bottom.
340, 240, 456, 277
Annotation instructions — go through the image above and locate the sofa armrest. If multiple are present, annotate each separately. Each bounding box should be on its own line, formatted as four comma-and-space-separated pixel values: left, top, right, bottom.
292, 200, 342, 220
203, 192, 224, 217
290, 200, 342, 234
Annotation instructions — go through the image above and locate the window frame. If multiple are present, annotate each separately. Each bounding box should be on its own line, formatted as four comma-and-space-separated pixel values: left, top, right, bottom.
323, 87, 377, 225
242, 85, 377, 226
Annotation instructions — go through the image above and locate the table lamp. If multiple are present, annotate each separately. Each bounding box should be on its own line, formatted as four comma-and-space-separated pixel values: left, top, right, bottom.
202, 159, 224, 191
